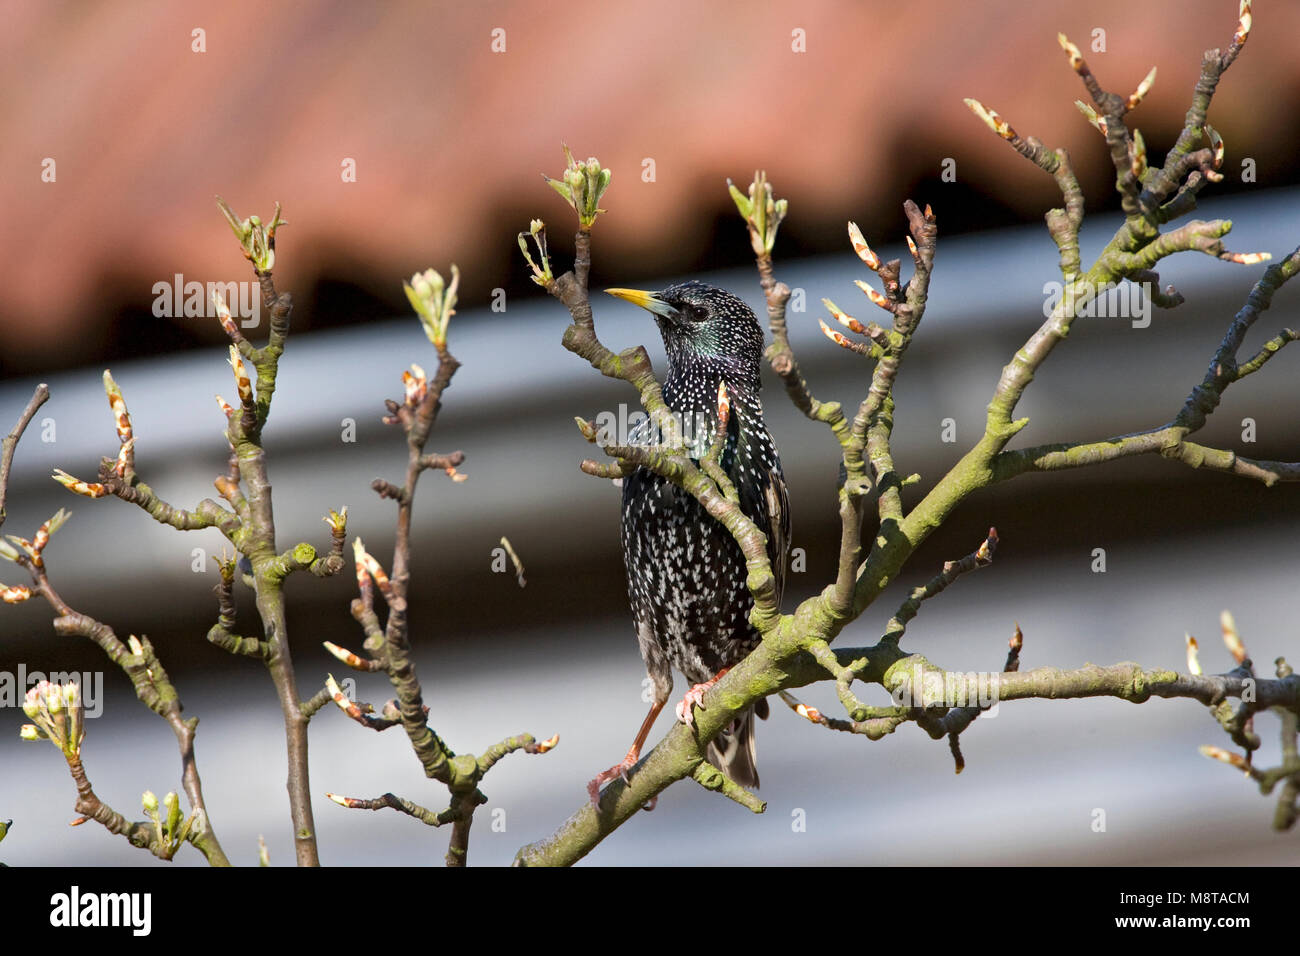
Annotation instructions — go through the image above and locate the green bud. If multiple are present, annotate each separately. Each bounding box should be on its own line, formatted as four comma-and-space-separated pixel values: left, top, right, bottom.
215, 196, 253, 242
728, 171, 787, 255
563, 167, 584, 191
22, 680, 73, 752
403, 281, 428, 320
19, 724, 40, 741
215, 197, 284, 272
545, 146, 611, 227
404, 266, 458, 348
727, 179, 752, 219
61, 683, 83, 758
544, 175, 575, 205
324, 507, 348, 535
766, 199, 789, 252
411, 274, 432, 302
45, 508, 72, 539
519, 221, 554, 288
164, 792, 182, 837
142, 790, 159, 814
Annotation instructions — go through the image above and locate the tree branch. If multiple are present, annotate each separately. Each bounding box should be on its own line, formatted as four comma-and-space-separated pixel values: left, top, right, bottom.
0, 384, 48, 531
517, 5, 1297, 864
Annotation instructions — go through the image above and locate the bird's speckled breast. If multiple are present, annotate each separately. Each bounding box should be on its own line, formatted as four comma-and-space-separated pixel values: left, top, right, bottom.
620, 371, 781, 684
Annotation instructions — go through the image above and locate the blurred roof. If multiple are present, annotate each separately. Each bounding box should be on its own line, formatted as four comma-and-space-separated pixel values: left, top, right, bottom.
4, 0, 1299, 374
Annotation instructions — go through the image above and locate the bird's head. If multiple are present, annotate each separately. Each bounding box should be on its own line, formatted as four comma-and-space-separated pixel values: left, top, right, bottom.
605, 281, 764, 379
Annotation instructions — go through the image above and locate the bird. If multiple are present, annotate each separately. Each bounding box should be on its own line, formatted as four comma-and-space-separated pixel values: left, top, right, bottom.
588, 280, 789, 806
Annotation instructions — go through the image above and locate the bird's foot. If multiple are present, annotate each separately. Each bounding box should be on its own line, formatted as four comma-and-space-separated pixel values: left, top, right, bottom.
586, 762, 659, 811
674, 668, 730, 728
587, 698, 668, 809
587, 755, 638, 808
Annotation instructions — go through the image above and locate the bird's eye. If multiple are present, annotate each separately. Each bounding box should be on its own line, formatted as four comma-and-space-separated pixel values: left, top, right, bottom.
686, 303, 707, 323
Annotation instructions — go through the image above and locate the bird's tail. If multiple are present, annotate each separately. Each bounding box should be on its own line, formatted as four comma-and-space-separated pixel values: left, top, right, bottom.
706, 699, 766, 789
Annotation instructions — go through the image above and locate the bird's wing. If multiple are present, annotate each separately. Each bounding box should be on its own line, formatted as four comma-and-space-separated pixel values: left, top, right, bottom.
764, 466, 791, 611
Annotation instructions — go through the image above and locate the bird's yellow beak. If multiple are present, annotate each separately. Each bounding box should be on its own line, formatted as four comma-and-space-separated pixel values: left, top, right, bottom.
605, 288, 677, 319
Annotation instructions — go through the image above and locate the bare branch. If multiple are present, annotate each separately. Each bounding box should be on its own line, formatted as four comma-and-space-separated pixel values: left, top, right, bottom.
326, 791, 459, 827
881, 528, 998, 646
0, 384, 49, 530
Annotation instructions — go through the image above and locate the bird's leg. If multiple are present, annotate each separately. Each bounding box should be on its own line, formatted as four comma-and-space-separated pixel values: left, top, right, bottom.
675, 667, 730, 729
587, 698, 666, 807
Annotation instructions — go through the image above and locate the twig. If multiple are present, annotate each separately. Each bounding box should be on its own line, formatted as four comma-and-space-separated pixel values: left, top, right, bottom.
881, 528, 998, 646
323, 269, 556, 866
16, 564, 230, 865
0, 384, 49, 530
326, 791, 459, 827
499, 535, 526, 588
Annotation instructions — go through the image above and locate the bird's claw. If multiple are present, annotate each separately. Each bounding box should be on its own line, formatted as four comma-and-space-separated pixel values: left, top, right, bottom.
675, 668, 729, 729
675, 685, 710, 728
586, 762, 658, 812
587, 759, 636, 808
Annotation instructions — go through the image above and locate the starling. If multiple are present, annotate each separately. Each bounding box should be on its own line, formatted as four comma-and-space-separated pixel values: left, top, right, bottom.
589, 280, 790, 805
